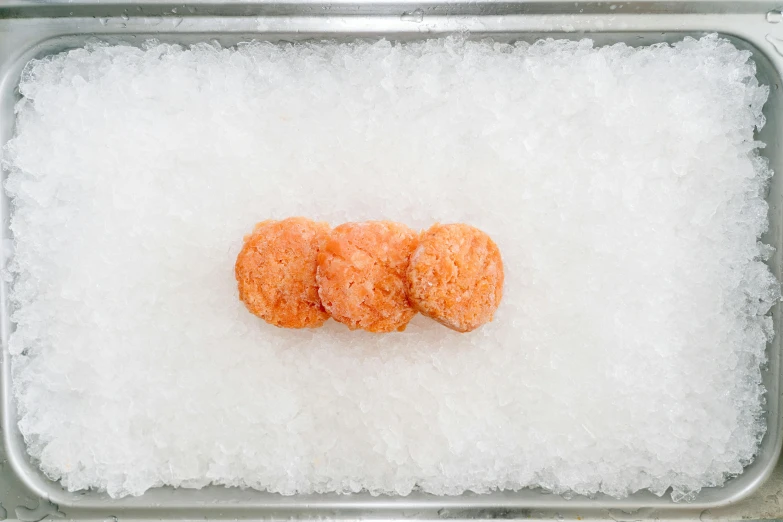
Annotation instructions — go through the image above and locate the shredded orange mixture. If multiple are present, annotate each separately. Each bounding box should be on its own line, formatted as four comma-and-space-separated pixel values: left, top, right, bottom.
406, 223, 504, 333
235, 217, 331, 328
317, 221, 419, 333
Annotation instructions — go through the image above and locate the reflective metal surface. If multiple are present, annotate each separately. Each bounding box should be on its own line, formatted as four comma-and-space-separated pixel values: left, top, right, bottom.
2, 1, 783, 519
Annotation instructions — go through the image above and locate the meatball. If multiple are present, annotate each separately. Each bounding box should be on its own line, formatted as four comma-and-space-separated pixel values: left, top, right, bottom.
406, 223, 503, 333
235, 217, 331, 328
317, 221, 418, 333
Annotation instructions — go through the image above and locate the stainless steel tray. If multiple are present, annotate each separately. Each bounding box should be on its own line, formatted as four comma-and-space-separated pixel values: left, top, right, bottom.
2, 1, 783, 520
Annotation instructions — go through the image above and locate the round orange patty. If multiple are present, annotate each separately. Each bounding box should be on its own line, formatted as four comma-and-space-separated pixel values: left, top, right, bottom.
406, 223, 504, 333
317, 221, 419, 333
235, 217, 331, 328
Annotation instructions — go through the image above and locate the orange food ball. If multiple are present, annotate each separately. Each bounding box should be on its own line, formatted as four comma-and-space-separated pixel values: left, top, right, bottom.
317, 221, 419, 333
235, 217, 331, 329
406, 223, 504, 333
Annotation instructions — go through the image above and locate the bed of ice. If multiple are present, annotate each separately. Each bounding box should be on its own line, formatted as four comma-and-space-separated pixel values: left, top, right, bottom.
4, 35, 779, 501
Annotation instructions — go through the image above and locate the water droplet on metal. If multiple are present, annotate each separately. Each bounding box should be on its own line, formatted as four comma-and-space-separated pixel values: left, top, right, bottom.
98, 18, 109, 25
103, 517, 118, 522
400, 8, 424, 22
171, 7, 178, 13
121, 13, 129, 20
767, 33, 783, 55
15, 500, 64, 522
768, 10, 783, 22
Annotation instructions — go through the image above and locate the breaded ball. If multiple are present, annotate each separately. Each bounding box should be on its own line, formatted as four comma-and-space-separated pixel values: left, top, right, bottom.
406, 223, 504, 333
235, 217, 331, 328
317, 221, 419, 333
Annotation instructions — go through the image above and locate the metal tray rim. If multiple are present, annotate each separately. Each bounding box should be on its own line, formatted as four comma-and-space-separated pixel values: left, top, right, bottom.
1, 10, 783, 517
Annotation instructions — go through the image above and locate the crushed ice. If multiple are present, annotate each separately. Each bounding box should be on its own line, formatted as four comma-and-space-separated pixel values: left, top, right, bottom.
3, 35, 779, 501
